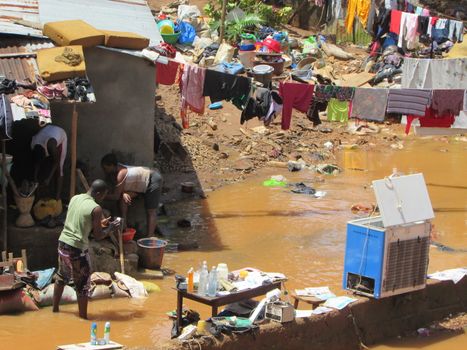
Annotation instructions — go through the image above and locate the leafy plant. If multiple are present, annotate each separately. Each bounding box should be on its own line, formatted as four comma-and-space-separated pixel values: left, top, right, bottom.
204, 0, 293, 28
210, 13, 264, 43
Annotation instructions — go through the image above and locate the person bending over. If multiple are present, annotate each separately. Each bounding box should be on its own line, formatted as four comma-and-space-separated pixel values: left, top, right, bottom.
31, 124, 67, 199
101, 153, 162, 237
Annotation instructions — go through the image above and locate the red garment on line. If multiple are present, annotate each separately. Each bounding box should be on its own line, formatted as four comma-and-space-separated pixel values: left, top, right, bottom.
405, 107, 455, 134
390, 10, 402, 35
279, 82, 314, 130
156, 61, 180, 85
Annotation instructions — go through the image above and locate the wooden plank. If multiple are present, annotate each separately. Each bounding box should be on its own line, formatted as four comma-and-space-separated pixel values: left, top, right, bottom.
57, 341, 123, 350
2, 140, 7, 251
337, 72, 375, 87
69, 105, 78, 200
76, 169, 90, 191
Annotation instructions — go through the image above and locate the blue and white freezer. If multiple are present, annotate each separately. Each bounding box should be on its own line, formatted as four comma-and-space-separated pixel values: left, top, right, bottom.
343, 173, 434, 299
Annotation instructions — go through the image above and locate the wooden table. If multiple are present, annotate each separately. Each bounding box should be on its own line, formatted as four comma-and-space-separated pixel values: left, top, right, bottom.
176, 281, 282, 333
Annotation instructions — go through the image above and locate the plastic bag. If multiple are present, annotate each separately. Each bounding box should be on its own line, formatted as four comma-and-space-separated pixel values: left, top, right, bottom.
177, 5, 201, 21
302, 36, 319, 54
178, 21, 196, 45
114, 272, 147, 298
214, 43, 235, 64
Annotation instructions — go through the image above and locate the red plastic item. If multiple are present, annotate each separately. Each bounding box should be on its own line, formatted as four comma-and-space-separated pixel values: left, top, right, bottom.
122, 228, 136, 242
262, 38, 281, 53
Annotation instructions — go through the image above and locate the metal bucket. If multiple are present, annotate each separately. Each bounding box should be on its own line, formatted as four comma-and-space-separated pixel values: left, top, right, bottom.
252, 64, 274, 86
137, 238, 167, 269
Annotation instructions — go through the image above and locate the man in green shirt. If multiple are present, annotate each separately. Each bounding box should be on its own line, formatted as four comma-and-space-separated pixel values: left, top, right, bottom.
53, 179, 114, 319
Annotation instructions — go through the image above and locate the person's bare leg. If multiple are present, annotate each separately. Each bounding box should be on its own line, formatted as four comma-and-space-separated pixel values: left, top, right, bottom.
77, 295, 88, 319
147, 209, 157, 237
52, 283, 65, 313
56, 175, 63, 200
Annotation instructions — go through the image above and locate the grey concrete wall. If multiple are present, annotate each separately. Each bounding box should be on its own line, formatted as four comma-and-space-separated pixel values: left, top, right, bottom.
51, 47, 156, 188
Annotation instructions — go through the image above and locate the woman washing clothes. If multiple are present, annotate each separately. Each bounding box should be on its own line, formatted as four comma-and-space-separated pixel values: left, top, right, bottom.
100, 153, 163, 237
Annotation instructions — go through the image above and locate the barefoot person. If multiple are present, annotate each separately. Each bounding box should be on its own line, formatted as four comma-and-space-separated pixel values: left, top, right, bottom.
100, 153, 162, 237
53, 180, 114, 319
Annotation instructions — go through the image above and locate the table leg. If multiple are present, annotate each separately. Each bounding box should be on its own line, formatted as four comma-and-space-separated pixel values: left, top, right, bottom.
176, 291, 183, 335
211, 306, 218, 317
293, 298, 299, 309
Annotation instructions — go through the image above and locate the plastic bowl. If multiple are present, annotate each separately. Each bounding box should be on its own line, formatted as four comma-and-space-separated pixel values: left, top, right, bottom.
162, 32, 180, 45
122, 228, 136, 242
157, 20, 175, 34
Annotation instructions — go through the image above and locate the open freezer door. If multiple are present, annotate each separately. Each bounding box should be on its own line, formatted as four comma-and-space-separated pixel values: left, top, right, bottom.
372, 173, 434, 227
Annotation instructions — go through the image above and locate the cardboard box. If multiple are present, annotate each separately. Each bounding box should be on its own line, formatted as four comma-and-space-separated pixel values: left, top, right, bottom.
265, 301, 295, 323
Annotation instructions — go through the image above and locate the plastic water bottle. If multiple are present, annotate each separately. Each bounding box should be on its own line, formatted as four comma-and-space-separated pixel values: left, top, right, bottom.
198, 261, 208, 296
207, 266, 218, 297
90, 322, 97, 345
104, 322, 111, 344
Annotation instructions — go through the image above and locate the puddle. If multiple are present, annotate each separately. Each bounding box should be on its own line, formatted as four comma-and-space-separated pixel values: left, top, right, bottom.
0, 137, 466, 349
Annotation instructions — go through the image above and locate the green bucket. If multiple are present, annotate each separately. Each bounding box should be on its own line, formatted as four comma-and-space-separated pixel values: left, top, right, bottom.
162, 32, 180, 45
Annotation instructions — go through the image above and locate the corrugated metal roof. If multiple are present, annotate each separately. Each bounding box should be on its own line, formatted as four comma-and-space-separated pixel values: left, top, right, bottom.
0, 55, 37, 84
0, 0, 43, 37
0, 36, 53, 52
39, 0, 162, 45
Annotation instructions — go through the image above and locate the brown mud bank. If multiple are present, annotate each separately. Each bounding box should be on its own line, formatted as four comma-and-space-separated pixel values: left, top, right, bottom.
141, 279, 466, 350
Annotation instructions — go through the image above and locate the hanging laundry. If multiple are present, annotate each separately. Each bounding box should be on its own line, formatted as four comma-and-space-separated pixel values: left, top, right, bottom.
418, 16, 429, 36
350, 88, 389, 122
156, 61, 181, 85
314, 85, 354, 101
371, 5, 391, 39
431, 89, 465, 116
448, 20, 464, 43
386, 88, 431, 116
397, 12, 419, 49
327, 98, 350, 123
384, 0, 397, 10
431, 18, 450, 43
180, 64, 206, 128
241, 88, 282, 126
306, 99, 326, 127
389, 10, 402, 34
202, 69, 251, 110
345, 0, 372, 33
262, 91, 282, 126
279, 82, 314, 130
405, 108, 455, 134
402, 57, 467, 89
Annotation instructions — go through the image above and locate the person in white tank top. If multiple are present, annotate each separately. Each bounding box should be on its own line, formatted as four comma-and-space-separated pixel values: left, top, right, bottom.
101, 153, 163, 237
31, 124, 67, 200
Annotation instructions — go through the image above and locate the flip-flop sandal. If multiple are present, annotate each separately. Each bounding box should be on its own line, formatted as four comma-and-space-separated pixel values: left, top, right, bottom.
37, 85, 54, 99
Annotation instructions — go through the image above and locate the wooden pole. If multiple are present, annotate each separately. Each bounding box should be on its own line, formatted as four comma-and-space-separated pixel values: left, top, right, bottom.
69, 104, 78, 200
218, 0, 228, 44
2, 140, 7, 251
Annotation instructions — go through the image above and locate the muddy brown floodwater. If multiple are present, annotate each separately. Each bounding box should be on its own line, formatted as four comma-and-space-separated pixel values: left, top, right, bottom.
0, 136, 466, 349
